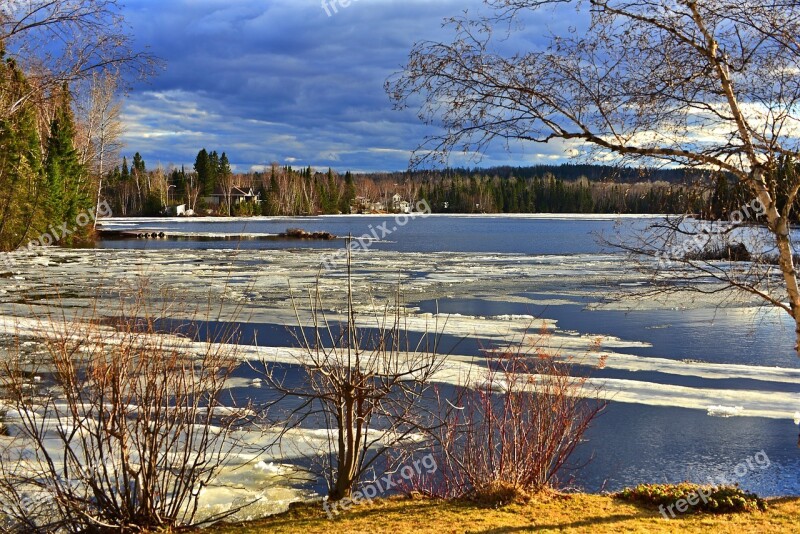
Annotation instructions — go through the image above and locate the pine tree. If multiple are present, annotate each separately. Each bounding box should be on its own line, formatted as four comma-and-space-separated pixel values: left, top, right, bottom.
218, 152, 232, 178
132, 152, 146, 175
218, 152, 233, 215
207, 151, 220, 196
262, 167, 280, 215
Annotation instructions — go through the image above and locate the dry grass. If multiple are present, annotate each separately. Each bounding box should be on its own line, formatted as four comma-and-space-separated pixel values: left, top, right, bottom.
207, 493, 800, 534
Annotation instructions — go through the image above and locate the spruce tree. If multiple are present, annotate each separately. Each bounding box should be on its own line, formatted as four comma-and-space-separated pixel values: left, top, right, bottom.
218, 152, 233, 215
218, 152, 232, 178
44, 86, 88, 243
194, 149, 211, 195
0, 55, 46, 250
342, 170, 356, 213
207, 151, 220, 195
132, 152, 146, 175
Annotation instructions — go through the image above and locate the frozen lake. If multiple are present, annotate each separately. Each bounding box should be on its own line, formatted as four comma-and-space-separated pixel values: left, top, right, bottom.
1, 214, 798, 517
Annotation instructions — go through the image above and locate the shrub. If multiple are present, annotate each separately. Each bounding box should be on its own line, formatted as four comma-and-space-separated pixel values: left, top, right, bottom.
232, 201, 259, 217
409, 338, 606, 500
259, 243, 446, 502
616, 482, 768, 514
0, 288, 253, 532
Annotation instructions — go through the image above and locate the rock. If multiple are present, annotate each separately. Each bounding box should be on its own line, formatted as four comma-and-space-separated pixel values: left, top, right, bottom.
285, 228, 306, 238
283, 228, 336, 240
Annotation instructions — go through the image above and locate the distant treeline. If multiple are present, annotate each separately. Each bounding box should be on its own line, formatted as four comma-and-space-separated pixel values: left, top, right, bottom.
413, 163, 703, 184
101, 154, 756, 218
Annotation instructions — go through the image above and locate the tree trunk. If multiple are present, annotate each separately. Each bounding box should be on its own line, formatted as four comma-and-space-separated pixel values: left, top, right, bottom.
756, 178, 800, 356
330, 393, 357, 501
773, 216, 800, 354
93, 136, 105, 229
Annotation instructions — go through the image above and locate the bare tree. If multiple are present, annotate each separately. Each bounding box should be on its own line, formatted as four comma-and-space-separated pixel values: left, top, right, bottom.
389, 0, 800, 354
185, 171, 201, 212
259, 246, 446, 501
414, 343, 605, 500
220, 169, 236, 217
75, 70, 124, 226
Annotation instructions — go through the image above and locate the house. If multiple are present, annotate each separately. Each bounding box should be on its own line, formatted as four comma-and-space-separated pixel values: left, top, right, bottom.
163, 203, 187, 216
390, 194, 412, 213
350, 196, 372, 214
202, 186, 261, 207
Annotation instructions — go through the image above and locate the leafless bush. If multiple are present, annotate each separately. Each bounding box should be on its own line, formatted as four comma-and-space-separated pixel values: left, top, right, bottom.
0, 288, 253, 532
413, 338, 606, 500
259, 247, 446, 501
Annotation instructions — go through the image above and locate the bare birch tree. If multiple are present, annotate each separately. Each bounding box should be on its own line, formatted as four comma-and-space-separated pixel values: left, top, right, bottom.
389, 0, 800, 354
76, 70, 124, 226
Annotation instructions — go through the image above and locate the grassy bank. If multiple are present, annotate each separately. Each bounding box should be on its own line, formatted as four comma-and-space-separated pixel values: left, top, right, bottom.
210, 493, 800, 533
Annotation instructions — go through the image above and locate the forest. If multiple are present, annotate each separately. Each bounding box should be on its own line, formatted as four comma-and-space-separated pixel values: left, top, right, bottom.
101, 152, 751, 220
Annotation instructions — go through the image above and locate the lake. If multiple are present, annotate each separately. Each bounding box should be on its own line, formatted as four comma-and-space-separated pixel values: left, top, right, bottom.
3, 214, 797, 509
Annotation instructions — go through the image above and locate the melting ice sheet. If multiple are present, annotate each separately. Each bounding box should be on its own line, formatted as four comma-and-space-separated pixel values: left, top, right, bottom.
0, 311, 797, 421
0, 247, 797, 419
0, 246, 798, 516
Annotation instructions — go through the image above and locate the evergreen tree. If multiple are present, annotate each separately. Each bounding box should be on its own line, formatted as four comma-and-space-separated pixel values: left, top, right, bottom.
132, 152, 146, 175
44, 87, 88, 243
218, 152, 233, 215
194, 149, 211, 195
262, 167, 281, 216
208, 151, 220, 195
342, 170, 356, 213
0, 55, 46, 250
218, 152, 232, 178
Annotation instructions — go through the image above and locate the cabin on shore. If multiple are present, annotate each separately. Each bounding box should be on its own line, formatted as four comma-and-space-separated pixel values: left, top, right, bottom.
202, 186, 261, 208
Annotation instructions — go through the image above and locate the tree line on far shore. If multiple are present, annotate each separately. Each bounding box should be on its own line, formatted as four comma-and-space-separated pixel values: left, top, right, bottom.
100, 152, 759, 219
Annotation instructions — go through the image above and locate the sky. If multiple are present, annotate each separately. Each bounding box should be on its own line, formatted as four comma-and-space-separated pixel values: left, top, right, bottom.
119, 0, 575, 173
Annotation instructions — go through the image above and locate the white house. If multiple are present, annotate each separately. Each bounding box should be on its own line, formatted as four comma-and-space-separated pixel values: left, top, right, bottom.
391, 193, 402, 212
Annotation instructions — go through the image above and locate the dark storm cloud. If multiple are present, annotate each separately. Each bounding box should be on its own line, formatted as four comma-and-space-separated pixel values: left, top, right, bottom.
120, 0, 577, 172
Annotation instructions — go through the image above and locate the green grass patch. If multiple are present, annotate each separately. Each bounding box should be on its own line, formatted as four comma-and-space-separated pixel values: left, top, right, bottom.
615, 482, 768, 515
